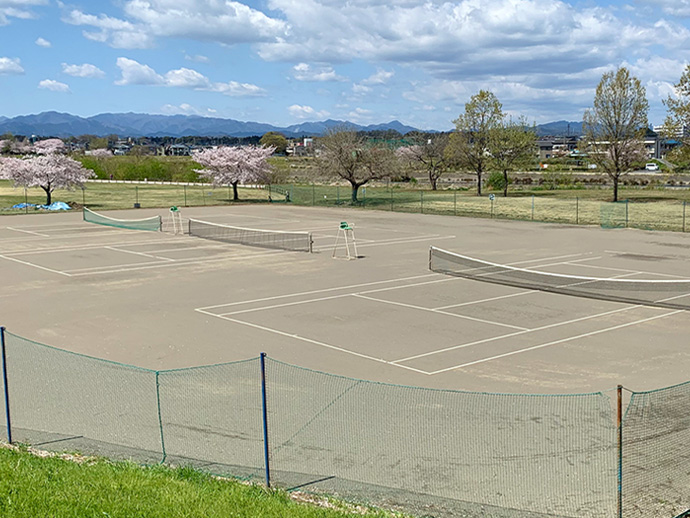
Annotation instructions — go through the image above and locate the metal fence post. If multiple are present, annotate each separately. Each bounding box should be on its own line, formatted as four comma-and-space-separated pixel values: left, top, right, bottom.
625, 200, 629, 228
155, 371, 167, 463
260, 353, 271, 488
420, 191, 424, 214
531, 195, 534, 221
683, 201, 686, 233
184, 184, 187, 207
576, 197, 579, 225
454, 191, 457, 216
1, 327, 12, 444
617, 384, 623, 518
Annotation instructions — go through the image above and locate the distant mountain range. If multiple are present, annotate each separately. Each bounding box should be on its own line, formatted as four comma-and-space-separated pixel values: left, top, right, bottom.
0, 111, 583, 138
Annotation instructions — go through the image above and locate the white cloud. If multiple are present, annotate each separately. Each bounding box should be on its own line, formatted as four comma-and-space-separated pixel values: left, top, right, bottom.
0, 56, 24, 74
63, 0, 286, 48
115, 57, 164, 85
115, 57, 265, 96
0, 0, 46, 25
160, 103, 217, 116
638, 0, 690, 17
362, 69, 394, 85
287, 104, 330, 119
292, 63, 345, 82
62, 63, 105, 78
184, 53, 210, 63
38, 79, 70, 92
35, 37, 51, 47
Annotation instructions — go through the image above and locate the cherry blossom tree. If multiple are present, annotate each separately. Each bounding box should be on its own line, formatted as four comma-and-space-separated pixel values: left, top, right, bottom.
8, 154, 95, 205
193, 145, 274, 201
33, 138, 67, 155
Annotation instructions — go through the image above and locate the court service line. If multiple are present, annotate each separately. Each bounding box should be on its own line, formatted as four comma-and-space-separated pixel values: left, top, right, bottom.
6, 227, 50, 237
427, 310, 683, 375
569, 261, 689, 279
434, 290, 536, 310
105, 246, 176, 262
219, 293, 353, 316
352, 294, 529, 331
313, 234, 456, 252
194, 308, 430, 375
392, 304, 646, 364
1, 237, 185, 256
0, 253, 73, 276
197, 273, 440, 311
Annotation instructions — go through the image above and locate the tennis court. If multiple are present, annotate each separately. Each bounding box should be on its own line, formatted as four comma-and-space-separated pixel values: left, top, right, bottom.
2, 204, 689, 394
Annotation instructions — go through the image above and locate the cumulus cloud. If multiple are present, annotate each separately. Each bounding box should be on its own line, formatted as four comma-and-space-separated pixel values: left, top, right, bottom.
63, 0, 286, 48
184, 53, 210, 63
38, 79, 70, 92
287, 104, 330, 119
292, 63, 345, 82
361, 69, 394, 85
62, 63, 106, 78
0, 56, 24, 74
115, 57, 264, 96
639, 0, 690, 17
35, 37, 51, 47
160, 103, 217, 116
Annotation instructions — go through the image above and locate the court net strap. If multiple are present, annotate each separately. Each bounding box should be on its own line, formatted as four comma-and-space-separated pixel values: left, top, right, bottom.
189, 218, 313, 253
429, 246, 690, 311
83, 208, 162, 232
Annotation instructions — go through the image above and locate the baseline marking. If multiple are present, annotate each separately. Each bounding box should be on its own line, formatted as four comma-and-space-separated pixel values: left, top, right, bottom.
0, 253, 72, 277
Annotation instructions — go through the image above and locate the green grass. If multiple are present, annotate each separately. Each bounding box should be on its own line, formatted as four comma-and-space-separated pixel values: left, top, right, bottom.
0, 446, 400, 518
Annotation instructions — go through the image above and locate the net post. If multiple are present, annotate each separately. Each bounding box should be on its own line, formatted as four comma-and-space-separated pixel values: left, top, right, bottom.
1, 326, 12, 444
260, 353, 271, 488
617, 384, 623, 518
428, 247, 433, 271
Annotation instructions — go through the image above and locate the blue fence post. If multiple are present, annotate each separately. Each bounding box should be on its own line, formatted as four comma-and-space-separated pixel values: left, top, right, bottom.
260, 353, 271, 488
1, 327, 12, 444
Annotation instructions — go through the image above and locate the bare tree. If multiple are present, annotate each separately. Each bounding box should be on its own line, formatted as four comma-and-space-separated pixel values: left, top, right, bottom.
396, 134, 450, 190
488, 118, 537, 197
317, 127, 397, 202
447, 91, 504, 196
583, 68, 649, 202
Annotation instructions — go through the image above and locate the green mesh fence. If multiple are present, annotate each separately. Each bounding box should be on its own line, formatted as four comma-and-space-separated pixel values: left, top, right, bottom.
3, 332, 163, 463
83, 207, 162, 231
265, 359, 617, 518
622, 382, 690, 518
157, 361, 265, 480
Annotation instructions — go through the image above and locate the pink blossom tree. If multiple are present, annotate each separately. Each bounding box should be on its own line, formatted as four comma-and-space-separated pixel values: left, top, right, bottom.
8, 154, 95, 205
33, 138, 67, 155
193, 145, 274, 201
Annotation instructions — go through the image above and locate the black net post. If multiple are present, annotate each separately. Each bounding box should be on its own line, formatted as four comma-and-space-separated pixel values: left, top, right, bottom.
0, 326, 12, 444
260, 353, 271, 488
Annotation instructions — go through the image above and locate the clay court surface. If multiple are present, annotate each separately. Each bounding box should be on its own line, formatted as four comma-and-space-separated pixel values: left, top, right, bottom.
2, 204, 689, 394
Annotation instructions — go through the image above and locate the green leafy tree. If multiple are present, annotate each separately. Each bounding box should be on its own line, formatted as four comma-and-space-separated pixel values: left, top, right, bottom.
583, 67, 649, 202
447, 90, 504, 195
317, 126, 397, 202
260, 132, 288, 155
488, 118, 537, 197
663, 65, 690, 141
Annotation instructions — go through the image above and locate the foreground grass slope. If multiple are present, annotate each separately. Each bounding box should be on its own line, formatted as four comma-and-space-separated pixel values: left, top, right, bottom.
0, 446, 400, 518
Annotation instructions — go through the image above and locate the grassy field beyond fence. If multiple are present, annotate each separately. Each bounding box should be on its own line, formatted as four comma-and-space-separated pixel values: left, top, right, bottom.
3, 179, 690, 233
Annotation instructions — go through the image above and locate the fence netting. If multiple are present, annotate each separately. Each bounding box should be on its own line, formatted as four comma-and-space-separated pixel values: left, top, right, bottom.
622, 382, 690, 518
157, 360, 264, 481
3, 332, 163, 463
265, 359, 617, 518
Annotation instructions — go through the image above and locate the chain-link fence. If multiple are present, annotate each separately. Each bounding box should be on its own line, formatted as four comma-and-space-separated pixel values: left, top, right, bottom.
1, 328, 688, 518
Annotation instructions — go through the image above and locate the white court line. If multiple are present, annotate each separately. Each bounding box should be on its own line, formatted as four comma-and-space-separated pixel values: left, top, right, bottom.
1, 237, 195, 256
105, 246, 176, 262
435, 291, 535, 310
392, 305, 642, 364
353, 294, 529, 331
568, 261, 688, 279
6, 227, 50, 237
0, 253, 72, 276
427, 310, 683, 375
219, 293, 352, 316
194, 308, 430, 375
197, 273, 440, 311
313, 234, 455, 252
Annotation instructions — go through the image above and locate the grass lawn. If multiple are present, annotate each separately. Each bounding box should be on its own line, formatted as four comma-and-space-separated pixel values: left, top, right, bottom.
0, 445, 401, 518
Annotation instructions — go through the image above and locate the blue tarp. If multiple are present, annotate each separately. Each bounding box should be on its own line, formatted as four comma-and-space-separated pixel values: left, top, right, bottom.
11, 201, 71, 210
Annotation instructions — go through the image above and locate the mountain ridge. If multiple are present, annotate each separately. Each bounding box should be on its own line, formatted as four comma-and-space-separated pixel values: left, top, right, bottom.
0, 111, 583, 138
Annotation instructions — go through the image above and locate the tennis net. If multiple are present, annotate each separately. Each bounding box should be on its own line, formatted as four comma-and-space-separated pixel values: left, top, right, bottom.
83, 208, 161, 232
189, 218, 313, 252
429, 246, 690, 310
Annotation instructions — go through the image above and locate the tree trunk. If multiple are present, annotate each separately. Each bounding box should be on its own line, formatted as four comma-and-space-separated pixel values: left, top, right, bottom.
350, 182, 360, 202
42, 185, 52, 205
612, 175, 619, 202
430, 173, 438, 191
476, 170, 482, 196
232, 181, 239, 201
503, 170, 509, 197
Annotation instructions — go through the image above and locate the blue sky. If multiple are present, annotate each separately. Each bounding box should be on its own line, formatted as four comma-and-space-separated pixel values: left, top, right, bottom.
1, 0, 690, 131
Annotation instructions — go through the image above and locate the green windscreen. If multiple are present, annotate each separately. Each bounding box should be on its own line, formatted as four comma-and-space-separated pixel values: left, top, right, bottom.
83, 207, 161, 231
